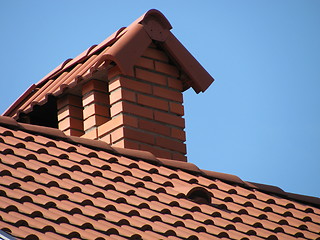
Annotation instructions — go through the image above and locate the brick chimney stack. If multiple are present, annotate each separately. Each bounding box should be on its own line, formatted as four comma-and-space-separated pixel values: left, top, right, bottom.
81, 44, 187, 161
6, 10, 214, 162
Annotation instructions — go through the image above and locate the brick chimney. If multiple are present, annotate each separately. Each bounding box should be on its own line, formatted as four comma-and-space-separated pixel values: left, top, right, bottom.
6, 9, 214, 162
87, 44, 187, 161
47, 10, 214, 162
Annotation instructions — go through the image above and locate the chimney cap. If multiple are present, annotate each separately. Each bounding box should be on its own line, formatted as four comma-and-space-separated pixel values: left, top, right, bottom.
3, 9, 214, 119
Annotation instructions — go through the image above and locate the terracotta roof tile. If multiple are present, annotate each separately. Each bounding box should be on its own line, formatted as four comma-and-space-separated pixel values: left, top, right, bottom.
1, 116, 320, 239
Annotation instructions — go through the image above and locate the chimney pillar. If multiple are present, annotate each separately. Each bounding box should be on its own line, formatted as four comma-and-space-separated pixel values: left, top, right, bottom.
82, 79, 110, 136
57, 94, 84, 137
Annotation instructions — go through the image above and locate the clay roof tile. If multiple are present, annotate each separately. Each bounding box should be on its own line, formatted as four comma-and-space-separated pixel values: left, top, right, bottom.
1, 114, 319, 240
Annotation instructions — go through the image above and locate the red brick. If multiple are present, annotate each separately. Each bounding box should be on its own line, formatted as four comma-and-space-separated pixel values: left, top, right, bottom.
82, 91, 109, 107
82, 79, 107, 95
168, 77, 183, 91
139, 143, 172, 159
84, 115, 109, 130
82, 128, 98, 140
108, 78, 121, 92
111, 101, 153, 119
99, 133, 111, 144
156, 136, 186, 154
169, 102, 184, 116
58, 105, 83, 121
171, 127, 186, 141
172, 152, 187, 162
108, 65, 122, 80
57, 94, 82, 109
58, 117, 83, 132
137, 94, 168, 111
154, 111, 185, 128
123, 127, 155, 145
83, 104, 110, 120
155, 61, 180, 78
63, 128, 84, 137
113, 139, 140, 150
138, 119, 171, 137
135, 68, 167, 86
109, 77, 152, 94
142, 47, 169, 62
110, 88, 136, 105
110, 127, 124, 143
98, 114, 138, 137
153, 86, 183, 103
110, 126, 154, 145
135, 56, 155, 70
110, 101, 123, 117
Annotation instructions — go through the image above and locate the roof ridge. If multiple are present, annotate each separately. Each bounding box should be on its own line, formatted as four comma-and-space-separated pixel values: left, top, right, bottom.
1, 114, 319, 207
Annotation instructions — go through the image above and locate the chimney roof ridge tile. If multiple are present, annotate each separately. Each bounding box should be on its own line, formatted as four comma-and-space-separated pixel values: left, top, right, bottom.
138, 9, 173, 30
3, 27, 124, 117
34, 27, 126, 88
4, 9, 214, 118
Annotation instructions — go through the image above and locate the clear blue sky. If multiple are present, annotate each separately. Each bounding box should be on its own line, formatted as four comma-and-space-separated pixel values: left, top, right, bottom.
1, 1, 319, 198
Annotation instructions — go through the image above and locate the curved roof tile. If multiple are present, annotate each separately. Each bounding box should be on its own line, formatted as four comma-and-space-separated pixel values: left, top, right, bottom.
0, 115, 319, 240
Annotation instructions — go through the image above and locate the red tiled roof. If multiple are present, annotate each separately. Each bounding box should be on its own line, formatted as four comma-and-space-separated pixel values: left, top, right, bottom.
1, 115, 319, 240
3, 9, 214, 119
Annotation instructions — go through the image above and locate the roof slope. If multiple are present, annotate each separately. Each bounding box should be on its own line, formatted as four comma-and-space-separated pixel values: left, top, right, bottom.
0, 116, 319, 240
4, 9, 214, 119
